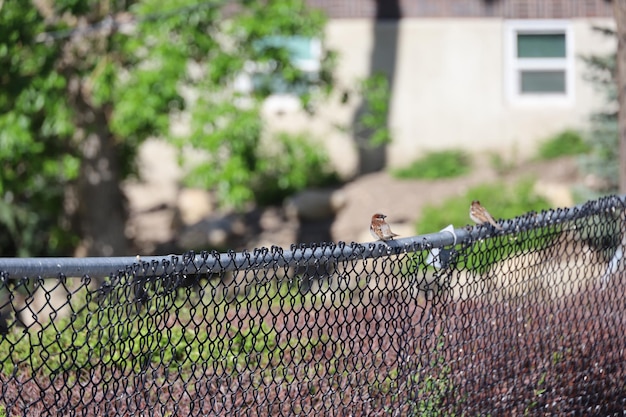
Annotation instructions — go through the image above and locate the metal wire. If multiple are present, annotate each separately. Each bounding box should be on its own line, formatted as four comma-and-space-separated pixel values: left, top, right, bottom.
0, 194, 625, 416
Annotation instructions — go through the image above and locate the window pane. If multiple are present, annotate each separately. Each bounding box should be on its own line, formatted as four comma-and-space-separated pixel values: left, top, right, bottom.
255, 36, 314, 64
517, 34, 566, 58
520, 70, 566, 93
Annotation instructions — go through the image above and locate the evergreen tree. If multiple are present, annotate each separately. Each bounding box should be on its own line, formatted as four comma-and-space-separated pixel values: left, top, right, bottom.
579, 26, 619, 193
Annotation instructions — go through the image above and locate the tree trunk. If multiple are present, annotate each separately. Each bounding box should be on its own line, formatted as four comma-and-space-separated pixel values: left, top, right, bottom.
615, 1, 626, 193
70, 78, 130, 257
37, 0, 130, 257
76, 129, 130, 257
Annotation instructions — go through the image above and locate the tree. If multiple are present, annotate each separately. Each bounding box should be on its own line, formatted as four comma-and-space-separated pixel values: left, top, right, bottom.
615, 0, 626, 193
0, 0, 336, 256
0, 1, 81, 256
578, 25, 617, 194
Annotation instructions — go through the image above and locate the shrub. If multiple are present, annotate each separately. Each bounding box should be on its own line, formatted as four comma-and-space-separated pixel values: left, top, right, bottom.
416, 178, 550, 234
578, 27, 618, 193
536, 129, 589, 160
392, 150, 472, 180
354, 72, 393, 147
408, 178, 555, 275
1, 279, 308, 378
254, 132, 340, 206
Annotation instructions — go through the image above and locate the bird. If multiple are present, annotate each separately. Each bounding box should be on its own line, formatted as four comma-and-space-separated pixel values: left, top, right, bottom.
370, 213, 399, 241
469, 200, 503, 230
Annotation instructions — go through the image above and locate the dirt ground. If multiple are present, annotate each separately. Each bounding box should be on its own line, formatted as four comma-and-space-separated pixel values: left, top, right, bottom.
331, 155, 580, 242
125, 148, 582, 254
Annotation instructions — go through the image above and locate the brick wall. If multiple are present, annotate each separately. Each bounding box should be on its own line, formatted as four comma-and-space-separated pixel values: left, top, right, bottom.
306, 0, 614, 19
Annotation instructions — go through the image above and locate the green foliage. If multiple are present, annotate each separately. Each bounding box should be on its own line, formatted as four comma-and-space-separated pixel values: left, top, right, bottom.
354, 72, 393, 147
254, 133, 339, 206
1, 0, 338, 254
417, 178, 549, 234
536, 129, 589, 160
137, 0, 338, 209
579, 115, 619, 191
456, 224, 560, 275
414, 178, 555, 275
2, 301, 279, 376
0, 3, 79, 255
1, 278, 318, 381
183, 127, 338, 208
578, 26, 619, 193
404, 336, 456, 416
181, 107, 264, 207
393, 150, 472, 180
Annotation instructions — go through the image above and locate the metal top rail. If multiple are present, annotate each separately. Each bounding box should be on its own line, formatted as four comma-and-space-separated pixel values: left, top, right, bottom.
0, 195, 621, 278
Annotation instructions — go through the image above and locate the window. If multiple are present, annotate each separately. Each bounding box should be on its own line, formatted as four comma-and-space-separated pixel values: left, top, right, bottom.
234, 36, 322, 112
251, 36, 321, 96
504, 20, 574, 105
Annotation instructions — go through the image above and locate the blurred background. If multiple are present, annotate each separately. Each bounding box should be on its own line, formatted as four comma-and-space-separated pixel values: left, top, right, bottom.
0, 0, 620, 258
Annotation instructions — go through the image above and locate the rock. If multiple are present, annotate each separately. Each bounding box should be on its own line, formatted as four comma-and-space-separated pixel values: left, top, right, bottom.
176, 188, 213, 226
247, 207, 300, 249
259, 206, 288, 232
285, 188, 346, 220
330, 189, 348, 212
176, 214, 245, 250
583, 173, 614, 192
533, 181, 574, 208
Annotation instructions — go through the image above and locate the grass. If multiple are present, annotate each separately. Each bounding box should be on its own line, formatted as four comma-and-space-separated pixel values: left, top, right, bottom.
392, 150, 472, 180
0, 280, 304, 377
1, 274, 449, 414
536, 129, 589, 160
416, 177, 550, 234
455, 224, 560, 274
409, 178, 557, 275
402, 336, 457, 416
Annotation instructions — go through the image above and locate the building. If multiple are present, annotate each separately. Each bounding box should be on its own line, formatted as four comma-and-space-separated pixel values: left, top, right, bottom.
264, 0, 616, 177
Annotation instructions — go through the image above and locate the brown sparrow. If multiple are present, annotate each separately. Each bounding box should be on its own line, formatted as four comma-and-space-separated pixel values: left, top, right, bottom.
370, 213, 399, 241
469, 200, 502, 230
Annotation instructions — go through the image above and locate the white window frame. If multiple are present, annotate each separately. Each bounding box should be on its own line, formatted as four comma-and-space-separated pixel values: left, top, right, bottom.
503, 20, 575, 106
234, 37, 322, 112
234, 37, 322, 93
291, 37, 322, 73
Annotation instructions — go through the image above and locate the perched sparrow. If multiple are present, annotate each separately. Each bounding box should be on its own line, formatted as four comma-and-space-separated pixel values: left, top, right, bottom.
469, 200, 502, 230
370, 213, 399, 241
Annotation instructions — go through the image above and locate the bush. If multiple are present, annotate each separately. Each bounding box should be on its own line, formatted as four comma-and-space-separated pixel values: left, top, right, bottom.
1, 279, 308, 378
392, 150, 472, 180
536, 130, 589, 160
354, 72, 393, 147
184, 131, 340, 208
416, 178, 550, 234
578, 27, 618, 193
254, 132, 340, 206
409, 178, 555, 275
579, 116, 619, 192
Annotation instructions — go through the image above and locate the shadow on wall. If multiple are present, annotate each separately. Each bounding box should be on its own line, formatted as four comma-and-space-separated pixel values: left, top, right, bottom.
352, 0, 401, 175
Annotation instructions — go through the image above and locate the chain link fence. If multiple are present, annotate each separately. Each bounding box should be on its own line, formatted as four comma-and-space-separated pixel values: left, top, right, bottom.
1, 195, 626, 416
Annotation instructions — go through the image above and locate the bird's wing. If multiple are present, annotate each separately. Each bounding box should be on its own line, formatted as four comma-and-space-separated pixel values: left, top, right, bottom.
483, 208, 502, 229
381, 223, 398, 237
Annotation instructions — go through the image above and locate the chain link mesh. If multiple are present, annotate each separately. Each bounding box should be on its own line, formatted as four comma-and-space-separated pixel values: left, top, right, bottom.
1, 195, 626, 416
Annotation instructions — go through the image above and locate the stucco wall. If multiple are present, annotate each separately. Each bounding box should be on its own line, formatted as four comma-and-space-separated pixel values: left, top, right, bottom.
266, 17, 616, 177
